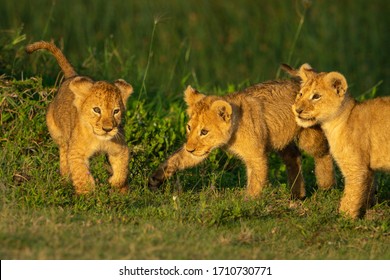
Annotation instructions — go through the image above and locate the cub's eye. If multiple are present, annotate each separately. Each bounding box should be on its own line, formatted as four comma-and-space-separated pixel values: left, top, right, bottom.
200, 129, 208, 136
187, 124, 191, 131
113, 108, 120, 115
311, 93, 321, 100
93, 107, 101, 114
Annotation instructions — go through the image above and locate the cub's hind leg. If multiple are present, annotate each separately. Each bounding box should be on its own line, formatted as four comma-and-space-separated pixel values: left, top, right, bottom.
278, 143, 306, 200
46, 106, 71, 178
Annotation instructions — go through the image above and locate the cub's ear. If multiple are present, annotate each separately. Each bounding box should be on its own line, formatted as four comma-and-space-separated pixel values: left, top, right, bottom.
211, 100, 232, 123
69, 76, 94, 109
297, 63, 315, 82
114, 79, 133, 107
184, 85, 205, 106
324, 72, 348, 96
280, 63, 315, 83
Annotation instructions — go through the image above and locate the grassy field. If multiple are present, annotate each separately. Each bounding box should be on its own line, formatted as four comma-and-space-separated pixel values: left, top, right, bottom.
0, 0, 389, 259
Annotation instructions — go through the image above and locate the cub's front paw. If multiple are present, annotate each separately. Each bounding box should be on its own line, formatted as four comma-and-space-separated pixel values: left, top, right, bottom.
70, 164, 96, 194
148, 169, 165, 191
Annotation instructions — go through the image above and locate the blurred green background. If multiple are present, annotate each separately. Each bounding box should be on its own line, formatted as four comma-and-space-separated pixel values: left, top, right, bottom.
1, 0, 389, 98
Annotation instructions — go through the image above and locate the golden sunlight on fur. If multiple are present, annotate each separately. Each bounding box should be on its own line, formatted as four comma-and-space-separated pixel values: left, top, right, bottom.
285, 63, 389, 218
26, 41, 133, 194
149, 81, 335, 199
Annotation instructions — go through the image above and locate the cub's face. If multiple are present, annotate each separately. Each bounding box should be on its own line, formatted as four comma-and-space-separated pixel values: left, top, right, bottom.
70, 78, 133, 140
83, 87, 124, 140
183, 86, 233, 157
291, 66, 348, 128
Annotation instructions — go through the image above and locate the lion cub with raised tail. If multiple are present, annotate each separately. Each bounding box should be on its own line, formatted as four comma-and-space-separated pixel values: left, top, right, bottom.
26, 41, 133, 194
285, 63, 389, 218
149, 81, 335, 199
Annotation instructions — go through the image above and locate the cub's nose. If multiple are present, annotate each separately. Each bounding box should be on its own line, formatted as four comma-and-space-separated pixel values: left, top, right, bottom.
295, 107, 304, 114
102, 127, 113, 133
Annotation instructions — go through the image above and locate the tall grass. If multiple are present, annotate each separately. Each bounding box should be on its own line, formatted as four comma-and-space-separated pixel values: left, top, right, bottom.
0, 0, 389, 96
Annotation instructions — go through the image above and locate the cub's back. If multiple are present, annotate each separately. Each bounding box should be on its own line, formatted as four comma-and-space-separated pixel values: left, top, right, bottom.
231, 80, 300, 149
47, 78, 79, 142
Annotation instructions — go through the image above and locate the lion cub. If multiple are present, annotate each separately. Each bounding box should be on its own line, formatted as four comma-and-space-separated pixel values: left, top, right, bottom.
149, 81, 335, 199
26, 41, 133, 194
285, 63, 388, 218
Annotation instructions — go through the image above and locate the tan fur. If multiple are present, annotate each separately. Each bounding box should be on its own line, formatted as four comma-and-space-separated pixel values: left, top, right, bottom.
149, 81, 335, 199
26, 41, 133, 194
289, 63, 388, 218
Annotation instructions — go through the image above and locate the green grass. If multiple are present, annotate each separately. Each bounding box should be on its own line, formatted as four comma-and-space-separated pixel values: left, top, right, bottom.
1, 76, 389, 260
0, 0, 389, 259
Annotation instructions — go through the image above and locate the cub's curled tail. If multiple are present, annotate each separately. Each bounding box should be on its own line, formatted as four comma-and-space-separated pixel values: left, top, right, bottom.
26, 41, 77, 79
